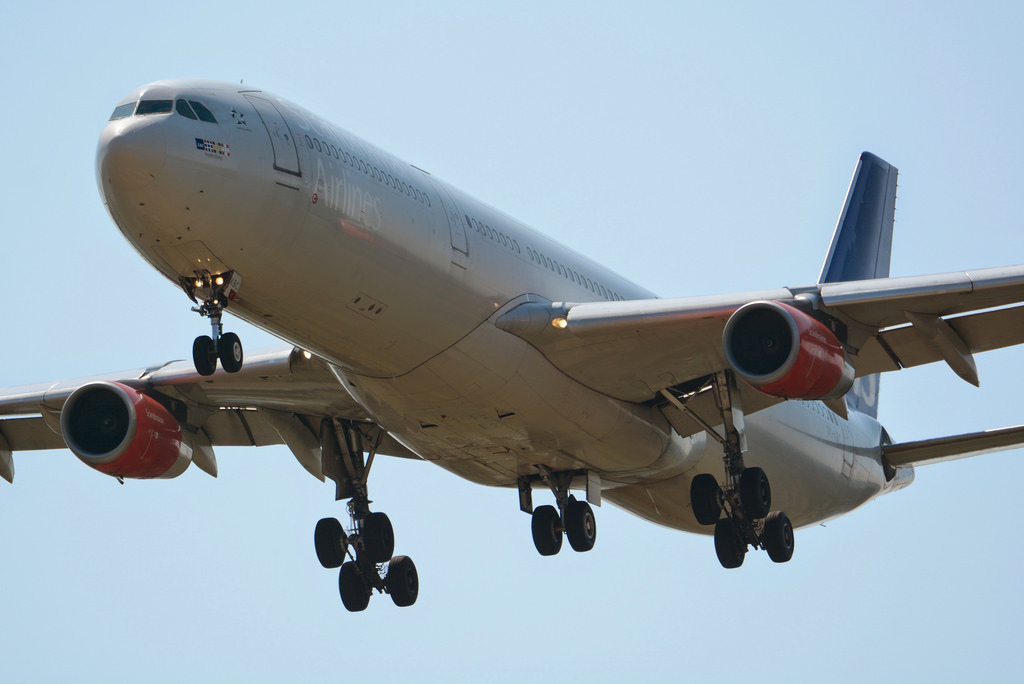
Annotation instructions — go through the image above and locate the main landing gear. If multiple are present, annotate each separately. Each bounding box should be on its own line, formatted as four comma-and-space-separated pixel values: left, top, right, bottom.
662, 370, 795, 569
520, 467, 599, 556
181, 271, 244, 376
313, 419, 418, 611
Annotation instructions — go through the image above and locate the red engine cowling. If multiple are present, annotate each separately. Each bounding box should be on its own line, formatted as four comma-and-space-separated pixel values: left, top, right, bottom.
723, 301, 855, 400
60, 382, 193, 479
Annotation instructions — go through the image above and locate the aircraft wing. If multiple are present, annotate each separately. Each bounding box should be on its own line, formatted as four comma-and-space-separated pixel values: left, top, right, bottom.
495, 264, 1024, 404
0, 346, 417, 484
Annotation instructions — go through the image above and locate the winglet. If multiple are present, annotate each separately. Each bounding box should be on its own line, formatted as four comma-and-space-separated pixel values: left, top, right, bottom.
819, 152, 898, 284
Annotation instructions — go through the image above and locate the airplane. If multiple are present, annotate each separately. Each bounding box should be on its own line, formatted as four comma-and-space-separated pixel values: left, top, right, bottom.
2, 79, 1024, 612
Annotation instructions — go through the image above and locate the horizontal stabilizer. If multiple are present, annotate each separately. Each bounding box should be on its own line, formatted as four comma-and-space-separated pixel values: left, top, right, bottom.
884, 424, 1024, 468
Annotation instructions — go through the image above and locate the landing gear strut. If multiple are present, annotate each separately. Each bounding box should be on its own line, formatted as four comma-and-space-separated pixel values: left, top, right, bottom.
662, 370, 795, 568
521, 467, 599, 556
313, 419, 418, 611
182, 271, 244, 376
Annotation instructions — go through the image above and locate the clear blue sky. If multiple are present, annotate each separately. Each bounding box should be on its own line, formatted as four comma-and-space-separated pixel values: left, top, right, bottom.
2, 2, 1022, 682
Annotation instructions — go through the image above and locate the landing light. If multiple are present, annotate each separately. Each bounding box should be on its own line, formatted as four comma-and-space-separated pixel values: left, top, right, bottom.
302, 350, 313, 360
214, 276, 225, 286
194, 279, 204, 289
552, 318, 568, 329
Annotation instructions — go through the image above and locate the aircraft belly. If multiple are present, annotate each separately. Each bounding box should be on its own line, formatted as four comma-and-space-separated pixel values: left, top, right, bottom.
605, 402, 893, 533
341, 321, 696, 488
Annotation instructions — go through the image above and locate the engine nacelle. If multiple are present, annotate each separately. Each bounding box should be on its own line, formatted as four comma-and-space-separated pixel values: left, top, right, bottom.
723, 301, 855, 400
60, 382, 193, 479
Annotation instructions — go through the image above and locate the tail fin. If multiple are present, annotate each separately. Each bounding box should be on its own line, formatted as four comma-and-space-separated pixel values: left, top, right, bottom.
819, 152, 899, 417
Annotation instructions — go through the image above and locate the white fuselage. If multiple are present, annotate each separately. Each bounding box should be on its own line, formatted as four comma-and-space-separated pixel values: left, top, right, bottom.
97, 80, 910, 533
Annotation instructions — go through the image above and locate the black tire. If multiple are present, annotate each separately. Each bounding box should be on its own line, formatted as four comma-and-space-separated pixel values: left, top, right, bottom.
362, 512, 395, 564
218, 332, 243, 373
386, 556, 419, 608
314, 517, 346, 569
690, 474, 722, 525
565, 498, 597, 552
714, 518, 746, 569
338, 561, 371, 612
192, 335, 217, 376
531, 505, 563, 556
739, 467, 771, 519
763, 511, 795, 563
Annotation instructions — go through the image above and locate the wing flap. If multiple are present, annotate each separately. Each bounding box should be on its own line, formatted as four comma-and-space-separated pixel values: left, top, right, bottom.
884, 424, 1024, 467
822, 265, 1024, 327
853, 304, 1024, 376
0, 416, 66, 451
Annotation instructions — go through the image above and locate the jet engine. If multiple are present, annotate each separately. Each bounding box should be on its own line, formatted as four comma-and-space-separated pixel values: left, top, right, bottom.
723, 301, 855, 400
60, 382, 193, 479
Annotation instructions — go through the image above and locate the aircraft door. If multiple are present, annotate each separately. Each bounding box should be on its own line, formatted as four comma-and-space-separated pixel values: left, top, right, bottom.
244, 95, 301, 177
426, 177, 469, 268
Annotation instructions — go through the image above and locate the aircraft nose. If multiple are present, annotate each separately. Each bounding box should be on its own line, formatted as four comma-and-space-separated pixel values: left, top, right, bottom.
96, 121, 167, 192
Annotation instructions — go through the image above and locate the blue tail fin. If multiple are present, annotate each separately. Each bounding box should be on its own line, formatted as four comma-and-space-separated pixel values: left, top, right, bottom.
819, 152, 898, 417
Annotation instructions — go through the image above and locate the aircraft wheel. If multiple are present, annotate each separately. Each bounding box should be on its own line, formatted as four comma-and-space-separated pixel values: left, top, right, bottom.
763, 511, 795, 563
362, 512, 395, 564
565, 497, 597, 552
192, 336, 217, 376
218, 332, 243, 373
690, 474, 722, 525
714, 518, 746, 569
339, 561, 371, 612
386, 556, 419, 608
314, 517, 346, 569
531, 505, 563, 556
739, 467, 771, 519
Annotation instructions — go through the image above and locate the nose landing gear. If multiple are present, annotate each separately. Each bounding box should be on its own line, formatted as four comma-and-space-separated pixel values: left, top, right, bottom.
181, 271, 244, 376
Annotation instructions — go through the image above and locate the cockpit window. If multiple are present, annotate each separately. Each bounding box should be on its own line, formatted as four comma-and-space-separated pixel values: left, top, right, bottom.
175, 99, 198, 120
189, 100, 217, 123
109, 102, 137, 120
136, 100, 173, 115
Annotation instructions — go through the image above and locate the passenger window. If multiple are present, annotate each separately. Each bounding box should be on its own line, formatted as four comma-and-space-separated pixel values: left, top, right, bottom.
136, 100, 173, 115
109, 102, 137, 120
189, 101, 217, 123
175, 100, 198, 120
